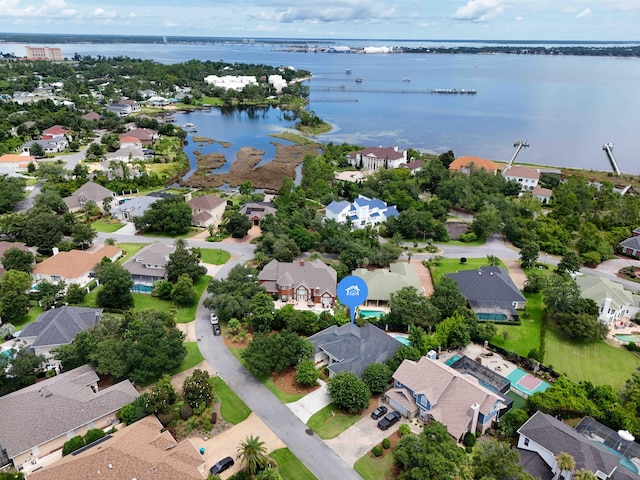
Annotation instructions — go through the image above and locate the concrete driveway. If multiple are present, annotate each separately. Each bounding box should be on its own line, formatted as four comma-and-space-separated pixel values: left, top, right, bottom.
325, 410, 402, 467
287, 381, 331, 423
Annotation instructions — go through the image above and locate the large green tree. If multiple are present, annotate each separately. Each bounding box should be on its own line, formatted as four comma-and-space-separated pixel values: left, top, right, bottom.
327, 371, 371, 414
472, 440, 535, 480
388, 286, 441, 331
0, 175, 25, 214
166, 240, 206, 282
133, 197, 192, 235
0, 269, 32, 323
1, 247, 34, 273
96, 257, 134, 310
182, 369, 214, 410
224, 211, 252, 238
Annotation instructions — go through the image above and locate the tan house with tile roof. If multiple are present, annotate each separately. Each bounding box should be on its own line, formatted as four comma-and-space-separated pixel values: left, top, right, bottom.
32, 245, 121, 287
449, 156, 499, 175
0, 153, 36, 174
29, 415, 207, 480
188, 195, 226, 228
386, 356, 507, 440
0, 364, 138, 472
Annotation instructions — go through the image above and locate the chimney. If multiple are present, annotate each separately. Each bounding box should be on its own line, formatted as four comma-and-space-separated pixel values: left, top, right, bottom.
394, 146, 398, 152
300, 259, 304, 266
470, 403, 480, 434
52, 247, 59, 256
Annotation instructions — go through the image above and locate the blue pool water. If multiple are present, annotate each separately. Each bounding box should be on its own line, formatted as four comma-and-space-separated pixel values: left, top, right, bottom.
393, 336, 410, 346
132, 284, 153, 294
615, 334, 640, 343
445, 354, 462, 366
358, 309, 386, 319
602, 445, 639, 474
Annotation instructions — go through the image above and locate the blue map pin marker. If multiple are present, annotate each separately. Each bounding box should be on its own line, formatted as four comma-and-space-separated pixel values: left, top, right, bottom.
337, 275, 368, 324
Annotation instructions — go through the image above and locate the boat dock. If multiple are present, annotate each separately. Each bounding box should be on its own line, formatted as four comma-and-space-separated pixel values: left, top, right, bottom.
310, 86, 477, 94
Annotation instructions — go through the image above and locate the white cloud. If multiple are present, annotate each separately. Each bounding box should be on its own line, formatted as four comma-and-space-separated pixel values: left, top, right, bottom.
452, 0, 505, 22
128, 12, 136, 18
515, 15, 523, 20
0, 0, 75, 18
93, 7, 117, 18
253, 0, 394, 24
563, 7, 577, 13
575, 8, 591, 18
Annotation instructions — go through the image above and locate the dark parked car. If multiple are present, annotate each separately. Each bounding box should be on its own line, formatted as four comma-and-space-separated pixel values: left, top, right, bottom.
371, 406, 388, 420
377, 411, 401, 430
210, 456, 234, 475
213, 324, 221, 336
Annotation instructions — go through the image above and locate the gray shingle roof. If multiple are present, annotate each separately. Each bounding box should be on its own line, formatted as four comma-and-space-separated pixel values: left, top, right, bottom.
18, 306, 103, 348
308, 324, 401, 377
620, 236, 640, 251
63, 181, 115, 210
121, 242, 174, 278
518, 411, 620, 477
0, 364, 138, 460
446, 266, 526, 314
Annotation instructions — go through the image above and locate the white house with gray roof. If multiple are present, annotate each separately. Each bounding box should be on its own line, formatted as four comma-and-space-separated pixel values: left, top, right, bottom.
110, 195, 158, 222
325, 195, 399, 229
0, 364, 137, 472
63, 181, 117, 213
308, 323, 402, 378
259, 259, 336, 307
121, 242, 175, 293
17, 306, 103, 369
575, 275, 640, 325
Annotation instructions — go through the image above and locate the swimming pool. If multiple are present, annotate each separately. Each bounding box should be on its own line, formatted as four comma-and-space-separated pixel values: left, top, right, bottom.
392, 335, 410, 346
445, 354, 462, 366
358, 309, 386, 319
601, 445, 639, 474
615, 334, 640, 343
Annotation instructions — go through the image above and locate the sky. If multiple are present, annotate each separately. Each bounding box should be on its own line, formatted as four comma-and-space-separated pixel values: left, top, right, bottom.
1, 0, 640, 41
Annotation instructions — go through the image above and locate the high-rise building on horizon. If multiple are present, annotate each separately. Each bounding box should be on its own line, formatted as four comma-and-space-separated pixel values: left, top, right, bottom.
25, 46, 63, 61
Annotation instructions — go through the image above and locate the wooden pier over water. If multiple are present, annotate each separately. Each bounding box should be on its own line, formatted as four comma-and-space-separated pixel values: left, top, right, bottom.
310, 86, 477, 95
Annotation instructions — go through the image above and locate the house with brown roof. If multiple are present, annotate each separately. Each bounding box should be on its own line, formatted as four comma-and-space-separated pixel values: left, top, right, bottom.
42, 125, 68, 139
532, 185, 552, 204
346, 146, 408, 171
239, 201, 277, 226
188, 195, 227, 228
119, 128, 158, 146
0, 364, 138, 473
81, 112, 102, 121
400, 159, 424, 175
0, 153, 36, 174
29, 415, 206, 480
258, 259, 337, 307
63, 181, 117, 212
503, 165, 540, 191
449, 156, 499, 175
32, 245, 122, 287
386, 356, 507, 440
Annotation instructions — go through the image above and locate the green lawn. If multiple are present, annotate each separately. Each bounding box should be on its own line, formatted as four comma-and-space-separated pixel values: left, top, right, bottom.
306, 403, 362, 439
354, 452, 395, 480
116, 243, 148, 264
92, 218, 124, 233
199, 248, 231, 265
130, 275, 211, 323
210, 376, 251, 424
544, 325, 640, 391
269, 448, 317, 480
506, 391, 527, 410
489, 293, 543, 357
428, 257, 504, 281
228, 348, 306, 403
14, 306, 45, 330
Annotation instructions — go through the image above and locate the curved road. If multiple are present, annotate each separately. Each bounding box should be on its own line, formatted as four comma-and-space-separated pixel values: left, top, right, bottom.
95, 229, 640, 479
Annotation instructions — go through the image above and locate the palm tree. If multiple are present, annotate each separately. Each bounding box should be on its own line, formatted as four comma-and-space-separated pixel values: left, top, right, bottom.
574, 469, 597, 480
555, 451, 576, 478
236, 435, 267, 475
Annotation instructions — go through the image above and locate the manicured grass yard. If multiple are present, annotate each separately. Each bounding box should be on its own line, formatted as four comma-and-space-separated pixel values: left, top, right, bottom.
116, 242, 148, 264
92, 218, 124, 233
489, 293, 543, 357
14, 306, 45, 330
506, 391, 527, 410
199, 248, 231, 265
228, 348, 306, 403
270, 448, 317, 480
210, 376, 251, 424
306, 403, 362, 439
544, 325, 640, 391
428, 257, 505, 282
130, 275, 211, 323
354, 452, 395, 480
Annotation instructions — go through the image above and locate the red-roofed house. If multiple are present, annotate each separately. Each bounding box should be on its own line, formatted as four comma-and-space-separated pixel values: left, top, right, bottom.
449, 156, 499, 175
0, 154, 36, 174
346, 146, 407, 171
81, 111, 103, 121
119, 136, 143, 149
42, 125, 68, 139
401, 159, 424, 175
188, 195, 227, 227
